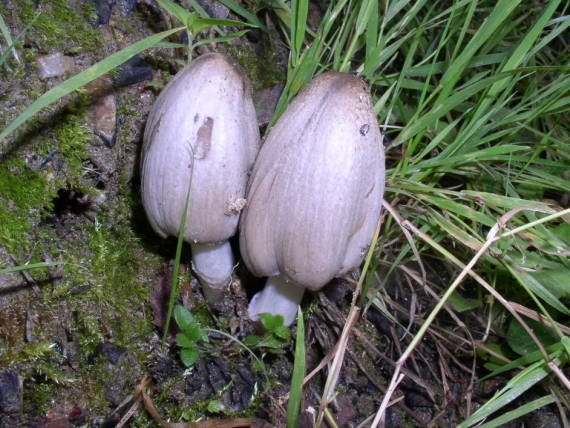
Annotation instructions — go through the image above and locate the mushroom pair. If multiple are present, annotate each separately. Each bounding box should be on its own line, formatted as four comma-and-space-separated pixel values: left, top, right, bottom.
141, 54, 385, 326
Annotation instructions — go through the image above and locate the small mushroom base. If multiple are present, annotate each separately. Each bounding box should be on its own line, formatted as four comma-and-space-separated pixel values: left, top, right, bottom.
248, 274, 305, 327
191, 241, 234, 305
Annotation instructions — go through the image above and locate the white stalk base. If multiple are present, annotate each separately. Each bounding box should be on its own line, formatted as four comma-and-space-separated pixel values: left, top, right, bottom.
191, 241, 233, 304
248, 274, 305, 327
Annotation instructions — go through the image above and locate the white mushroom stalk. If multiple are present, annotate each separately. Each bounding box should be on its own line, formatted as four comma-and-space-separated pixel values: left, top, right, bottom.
240, 72, 385, 326
141, 53, 260, 304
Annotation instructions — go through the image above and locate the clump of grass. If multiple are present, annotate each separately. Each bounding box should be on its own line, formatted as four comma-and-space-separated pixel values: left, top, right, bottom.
268, 0, 570, 426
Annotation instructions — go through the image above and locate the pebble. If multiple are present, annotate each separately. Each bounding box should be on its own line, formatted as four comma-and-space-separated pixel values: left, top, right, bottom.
36, 53, 74, 79
87, 93, 117, 147
89, 0, 115, 27
197, 0, 230, 20
253, 84, 283, 127
113, 55, 153, 88
0, 370, 23, 427
84, 75, 117, 147
94, 342, 126, 365
118, 0, 138, 15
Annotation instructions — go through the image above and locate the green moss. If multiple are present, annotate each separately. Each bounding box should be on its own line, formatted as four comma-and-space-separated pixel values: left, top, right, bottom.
0, 110, 96, 254
227, 40, 286, 90
0, 166, 52, 253
58, 216, 156, 351
18, 0, 101, 53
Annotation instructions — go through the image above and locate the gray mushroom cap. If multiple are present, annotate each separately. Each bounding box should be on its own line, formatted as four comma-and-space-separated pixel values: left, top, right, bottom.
141, 53, 260, 245
141, 53, 260, 302
240, 71, 385, 292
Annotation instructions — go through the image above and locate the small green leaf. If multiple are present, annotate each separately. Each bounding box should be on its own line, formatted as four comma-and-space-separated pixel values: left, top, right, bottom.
552, 223, 570, 246
176, 333, 196, 349
191, 30, 250, 50
180, 347, 200, 366
274, 326, 291, 340
186, 323, 206, 342
259, 313, 284, 331
243, 334, 261, 346
257, 336, 286, 350
561, 336, 570, 355
174, 305, 195, 332
507, 319, 559, 356
448, 291, 482, 312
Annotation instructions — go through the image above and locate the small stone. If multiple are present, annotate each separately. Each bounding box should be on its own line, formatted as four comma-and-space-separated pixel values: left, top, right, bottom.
36, 53, 74, 79
197, 0, 229, 19
84, 74, 114, 98
253, 84, 283, 127
113, 56, 153, 88
86, 93, 117, 147
0, 370, 23, 427
89, 0, 115, 28
94, 342, 126, 365
117, 0, 138, 15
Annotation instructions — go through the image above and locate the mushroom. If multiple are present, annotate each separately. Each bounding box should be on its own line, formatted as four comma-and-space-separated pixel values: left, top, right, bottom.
141, 53, 260, 304
239, 72, 385, 326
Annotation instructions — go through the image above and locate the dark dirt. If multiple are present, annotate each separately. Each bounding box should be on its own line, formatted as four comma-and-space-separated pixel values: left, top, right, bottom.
0, 1, 565, 427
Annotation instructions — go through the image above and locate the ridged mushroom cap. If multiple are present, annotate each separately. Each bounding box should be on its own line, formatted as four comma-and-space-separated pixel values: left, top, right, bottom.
141, 53, 260, 244
239, 72, 385, 291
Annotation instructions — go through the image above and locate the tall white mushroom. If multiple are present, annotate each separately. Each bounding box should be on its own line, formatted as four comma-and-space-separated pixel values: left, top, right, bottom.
141, 53, 260, 303
239, 72, 385, 326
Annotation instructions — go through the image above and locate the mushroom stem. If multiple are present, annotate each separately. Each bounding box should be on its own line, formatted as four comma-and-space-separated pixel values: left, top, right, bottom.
191, 241, 234, 304
248, 274, 305, 327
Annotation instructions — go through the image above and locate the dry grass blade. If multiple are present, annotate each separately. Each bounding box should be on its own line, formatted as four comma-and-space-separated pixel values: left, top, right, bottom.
509, 301, 570, 336
370, 372, 405, 428
115, 376, 152, 428
315, 306, 360, 427
372, 204, 570, 424
381, 199, 427, 287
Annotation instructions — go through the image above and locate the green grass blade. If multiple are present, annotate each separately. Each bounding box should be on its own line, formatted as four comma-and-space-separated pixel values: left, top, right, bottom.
0, 27, 183, 144
290, 0, 309, 67
157, 0, 193, 24
476, 395, 557, 428
480, 344, 563, 381
217, 0, 267, 31
457, 358, 559, 428
467, 0, 562, 125
0, 261, 63, 275
435, 0, 521, 104
396, 73, 509, 145
339, 0, 377, 72
0, 11, 39, 67
287, 308, 306, 428
505, 262, 570, 316
184, 0, 210, 18
191, 29, 250, 49
0, 10, 18, 64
